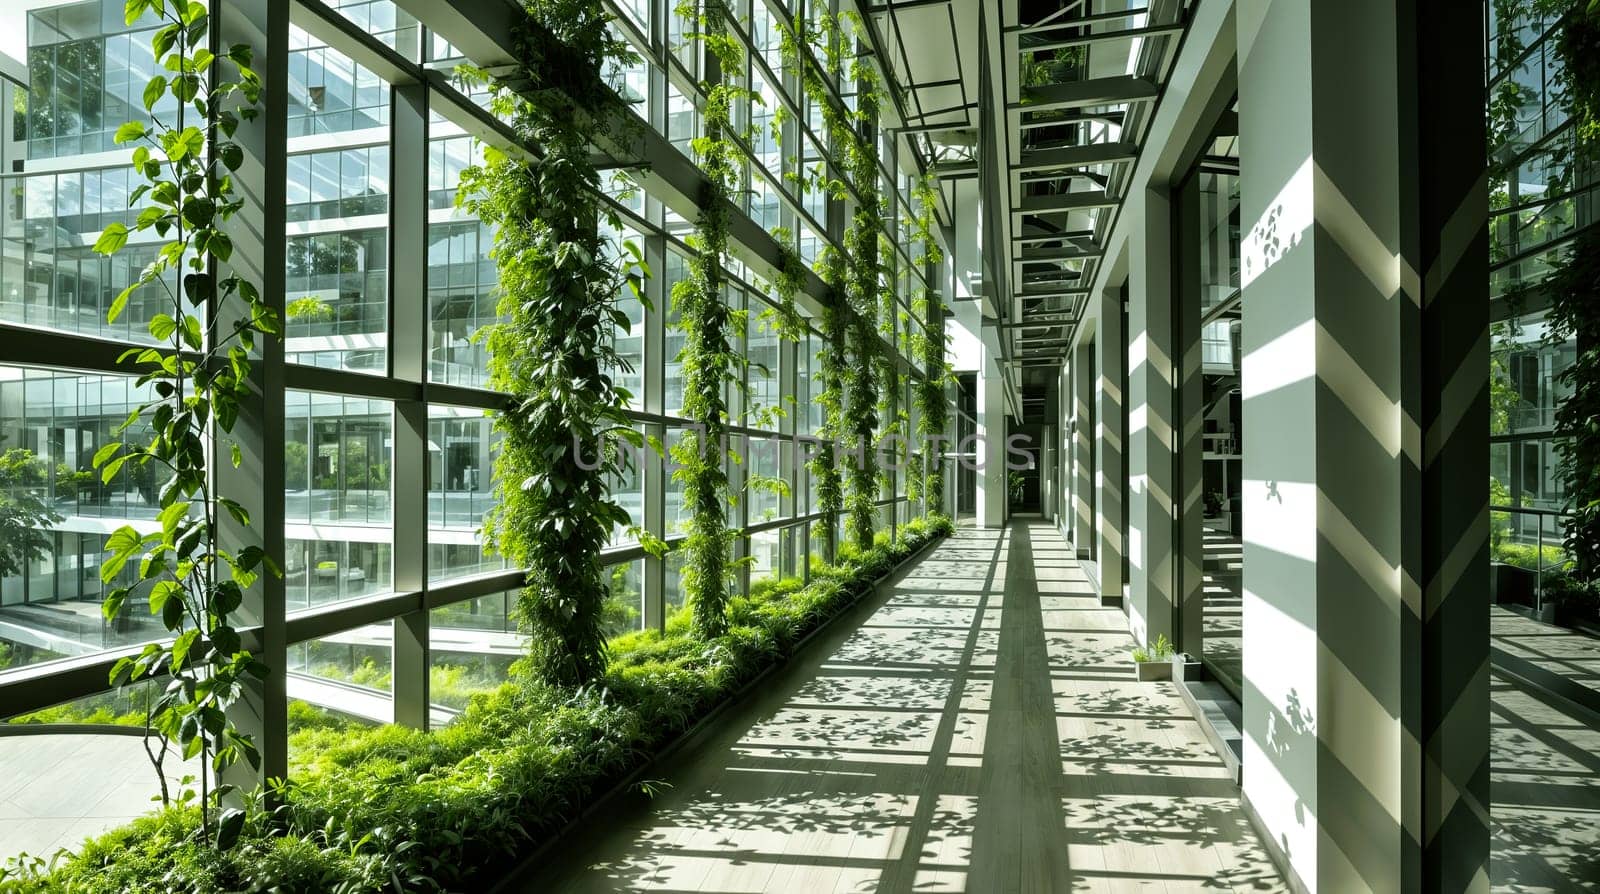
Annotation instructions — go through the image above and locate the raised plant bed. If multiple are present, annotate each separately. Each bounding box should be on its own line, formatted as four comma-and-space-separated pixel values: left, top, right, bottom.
1135, 659, 1173, 682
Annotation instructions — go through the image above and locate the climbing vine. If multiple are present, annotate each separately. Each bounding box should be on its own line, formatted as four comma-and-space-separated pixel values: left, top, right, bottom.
460, 0, 645, 686
1546, 2, 1600, 584
875, 238, 902, 513
763, 228, 809, 343
89, 0, 276, 849
842, 21, 887, 551
672, 0, 748, 638
781, 10, 890, 551
811, 246, 849, 561
911, 174, 951, 515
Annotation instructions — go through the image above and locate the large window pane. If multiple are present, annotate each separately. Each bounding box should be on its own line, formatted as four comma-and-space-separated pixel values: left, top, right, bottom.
285, 391, 393, 609
430, 591, 521, 712
429, 405, 502, 582
0, 366, 165, 675
287, 626, 393, 723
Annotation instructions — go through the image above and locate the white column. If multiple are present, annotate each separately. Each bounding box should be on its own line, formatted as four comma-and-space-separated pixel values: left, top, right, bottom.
976, 326, 1007, 528
1126, 188, 1175, 646
1237, 1, 1490, 890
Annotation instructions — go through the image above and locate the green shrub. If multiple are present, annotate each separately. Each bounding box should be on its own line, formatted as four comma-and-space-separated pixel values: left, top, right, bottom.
1491, 540, 1569, 571
1542, 570, 1600, 626
0, 516, 952, 893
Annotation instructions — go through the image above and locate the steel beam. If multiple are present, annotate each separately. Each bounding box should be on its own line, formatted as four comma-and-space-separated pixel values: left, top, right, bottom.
1014, 142, 1138, 173
1019, 23, 1186, 55
1019, 243, 1102, 260
1009, 8, 1151, 33
1013, 76, 1158, 112
1016, 190, 1118, 214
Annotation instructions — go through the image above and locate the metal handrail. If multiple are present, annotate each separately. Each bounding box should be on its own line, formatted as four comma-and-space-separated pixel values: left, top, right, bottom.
1491, 503, 1572, 612
1490, 504, 1570, 517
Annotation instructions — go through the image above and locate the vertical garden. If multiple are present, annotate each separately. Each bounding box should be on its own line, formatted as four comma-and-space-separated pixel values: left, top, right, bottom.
0, 0, 953, 890
1488, 0, 1600, 622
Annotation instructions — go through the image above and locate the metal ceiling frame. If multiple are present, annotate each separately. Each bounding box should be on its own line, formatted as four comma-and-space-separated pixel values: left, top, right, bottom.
852, 0, 1198, 420
993, 0, 1194, 408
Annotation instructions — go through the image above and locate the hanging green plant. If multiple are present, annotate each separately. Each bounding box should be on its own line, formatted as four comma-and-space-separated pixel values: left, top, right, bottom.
1550, 229, 1600, 579
841, 17, 887, 550
779, 10, 922, 542
670, 0, 749, 638
911, 174, 951, 516
1557, 2, 1600, 143
762, 228, 809, 343
459, 0, 646, 687
1548, 2, 1600, 584
811, 246, 849, 562
86, 0, 276, 849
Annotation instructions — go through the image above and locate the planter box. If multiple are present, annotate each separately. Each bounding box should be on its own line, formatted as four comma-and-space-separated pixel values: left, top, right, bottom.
1492, 562, 1535, 607
485, 530, 950, 894
1135, 659, 1172, 682
1171, 653, 1203, 682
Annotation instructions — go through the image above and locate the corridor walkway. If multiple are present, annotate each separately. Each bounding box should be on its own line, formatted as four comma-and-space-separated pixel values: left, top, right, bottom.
519, 521, 1284, 893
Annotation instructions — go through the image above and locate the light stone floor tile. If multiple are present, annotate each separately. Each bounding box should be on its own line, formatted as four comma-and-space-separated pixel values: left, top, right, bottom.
519, 522, 1286, 893
0, 734, 198, 864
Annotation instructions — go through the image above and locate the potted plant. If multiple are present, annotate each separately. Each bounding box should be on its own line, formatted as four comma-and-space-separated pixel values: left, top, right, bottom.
1131, 633, 1175, 682
1540, 571, 1598, 627
1492, 557, 1537, 606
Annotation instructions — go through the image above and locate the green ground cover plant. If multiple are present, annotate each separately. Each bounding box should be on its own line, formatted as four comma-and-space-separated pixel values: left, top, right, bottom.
0, 517, 951, 893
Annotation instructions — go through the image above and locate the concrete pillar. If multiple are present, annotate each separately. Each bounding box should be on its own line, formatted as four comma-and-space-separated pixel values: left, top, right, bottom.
1127, 189, 1175, 646
1237, 1, 1489, 891
1072, 341, 1094, 559
1040, 422, 1055, 523
218, 0, 288, 789
390, 81, 430, 730
1095, 289, 1125, 605
976, 326, 1006, 528
641, 231, 667, 629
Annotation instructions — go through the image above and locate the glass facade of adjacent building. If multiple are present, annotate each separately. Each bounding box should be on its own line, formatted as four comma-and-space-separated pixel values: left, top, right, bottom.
1487, 0, 1595, 570
0, 0, 951, 739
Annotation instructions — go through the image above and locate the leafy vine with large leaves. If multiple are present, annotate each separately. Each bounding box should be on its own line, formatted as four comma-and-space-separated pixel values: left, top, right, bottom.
1546, 2, 1600, 583
672, 0, 745, 638
459, 0, 646, 686
910, 174, 951, 515
781, 10, 891, 552
89, 0, 277, 849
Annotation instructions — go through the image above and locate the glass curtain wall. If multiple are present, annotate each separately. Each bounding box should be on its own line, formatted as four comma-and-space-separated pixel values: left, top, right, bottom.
1486, 1, 1593, 592
0, 0, 942, 766
1187, 123, 1243, 699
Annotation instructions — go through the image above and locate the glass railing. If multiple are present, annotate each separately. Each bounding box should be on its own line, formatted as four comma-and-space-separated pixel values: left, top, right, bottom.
1491, 503, 1571, 611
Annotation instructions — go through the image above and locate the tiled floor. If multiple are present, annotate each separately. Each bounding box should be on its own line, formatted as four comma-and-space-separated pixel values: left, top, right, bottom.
519, 521, 1285, 893
1489, 670, 1600, 892
0, 733, 197, 863
1491, 606, 1600, 697
1487, 607, 1600, 892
